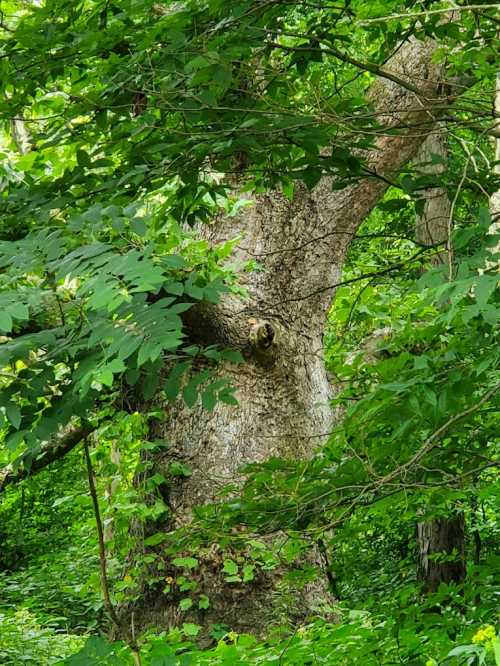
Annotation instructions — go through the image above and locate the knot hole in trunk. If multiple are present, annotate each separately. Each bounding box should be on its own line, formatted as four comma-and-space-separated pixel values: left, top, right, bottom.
248, 318, 277, 367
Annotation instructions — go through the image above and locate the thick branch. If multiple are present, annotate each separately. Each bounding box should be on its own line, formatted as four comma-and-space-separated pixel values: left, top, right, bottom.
290, 34, 468, 310
191, 24, 476, 338
214, 35, 459, 324
0, 424, 93, 493
267, 41, 425, 96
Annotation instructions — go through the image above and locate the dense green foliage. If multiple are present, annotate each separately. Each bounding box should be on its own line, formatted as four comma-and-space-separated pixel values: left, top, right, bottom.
0, 0, 499, 664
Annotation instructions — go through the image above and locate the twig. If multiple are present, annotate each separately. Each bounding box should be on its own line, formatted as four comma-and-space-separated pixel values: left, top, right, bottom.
278, 245, 438, 304
266, 41, 425, 97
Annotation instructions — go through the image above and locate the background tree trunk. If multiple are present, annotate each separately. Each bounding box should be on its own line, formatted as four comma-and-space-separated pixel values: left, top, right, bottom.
414, 129, 467, 592
415, 124, 451, 265
487, 73, 500, 263
416, 515, 466, 593
103, 443, 122, 550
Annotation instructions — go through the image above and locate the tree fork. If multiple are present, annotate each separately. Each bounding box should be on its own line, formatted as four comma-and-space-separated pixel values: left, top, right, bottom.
125, 31, 472, 634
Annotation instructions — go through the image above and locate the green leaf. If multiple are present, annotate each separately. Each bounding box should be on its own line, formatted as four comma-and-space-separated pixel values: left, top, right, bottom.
182, 370, 213, 408
475, 275, 496, 308
198, 594, 210, 610
5, 430, 25, 452
184, 282, 204, 300
492, 638, 500, 666
98, 369, 114, 387
183, 379, 199, 408
172, 557, 199, 570
107, 358, 126, 374
142, 439, 169, 451
7, 303, 29, 321
164, 361, 191, 402
301, 167, 322, 189
150, 649, 177, 666
138, 341, 162, 367
163, 282, 184, 296
201, 388, 217, 411
162, 255, 186, 269
213, 64, 232, 88
118, 336, 142, 361
413, 356, 428, 369
52, 495, 74, 508
6, 403, 22, 429
185, 55, 210, 72
144, 533, 167, 546
76, 149, 92, 168
222, 559, 238, 576
0, 311, 13, 332
142, 372, 160, 400
179, 598, 193, 611
221, 350, 244, 364
446, 645, 481, 658
219, 389, 238, 406
169, 462, 192, 477
95, 109, 107, 130
170, 303, 192, 314
282, 180, 295, 200
88, 281, 119, 310
242, 564, 255, 582
182, 623, 200, 637
131, 218, 147, 236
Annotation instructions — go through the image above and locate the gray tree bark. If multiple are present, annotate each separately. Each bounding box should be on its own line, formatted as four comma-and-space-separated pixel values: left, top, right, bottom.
413, 128, 467, 592
415, 124, 451, 264
127, 37, 456, 635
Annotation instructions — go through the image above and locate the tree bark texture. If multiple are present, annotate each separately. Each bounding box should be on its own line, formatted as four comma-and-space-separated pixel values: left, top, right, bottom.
128, 37, 456, 635
415, 124, 451, 265
416, 514, 466, 592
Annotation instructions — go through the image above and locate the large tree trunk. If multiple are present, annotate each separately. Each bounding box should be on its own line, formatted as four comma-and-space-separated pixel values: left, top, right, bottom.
125, 37, 453, 635
414, 129, 467, 592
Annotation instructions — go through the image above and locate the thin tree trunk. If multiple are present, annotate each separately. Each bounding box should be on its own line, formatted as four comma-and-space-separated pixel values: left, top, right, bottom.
415, 73, 500, 592
414, 129, 467, 592
103, 443, 121, 549
416, 515, 466, 592
488, 73, 500, 259
415, 124, 452, 266
84, 440, 142, 665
